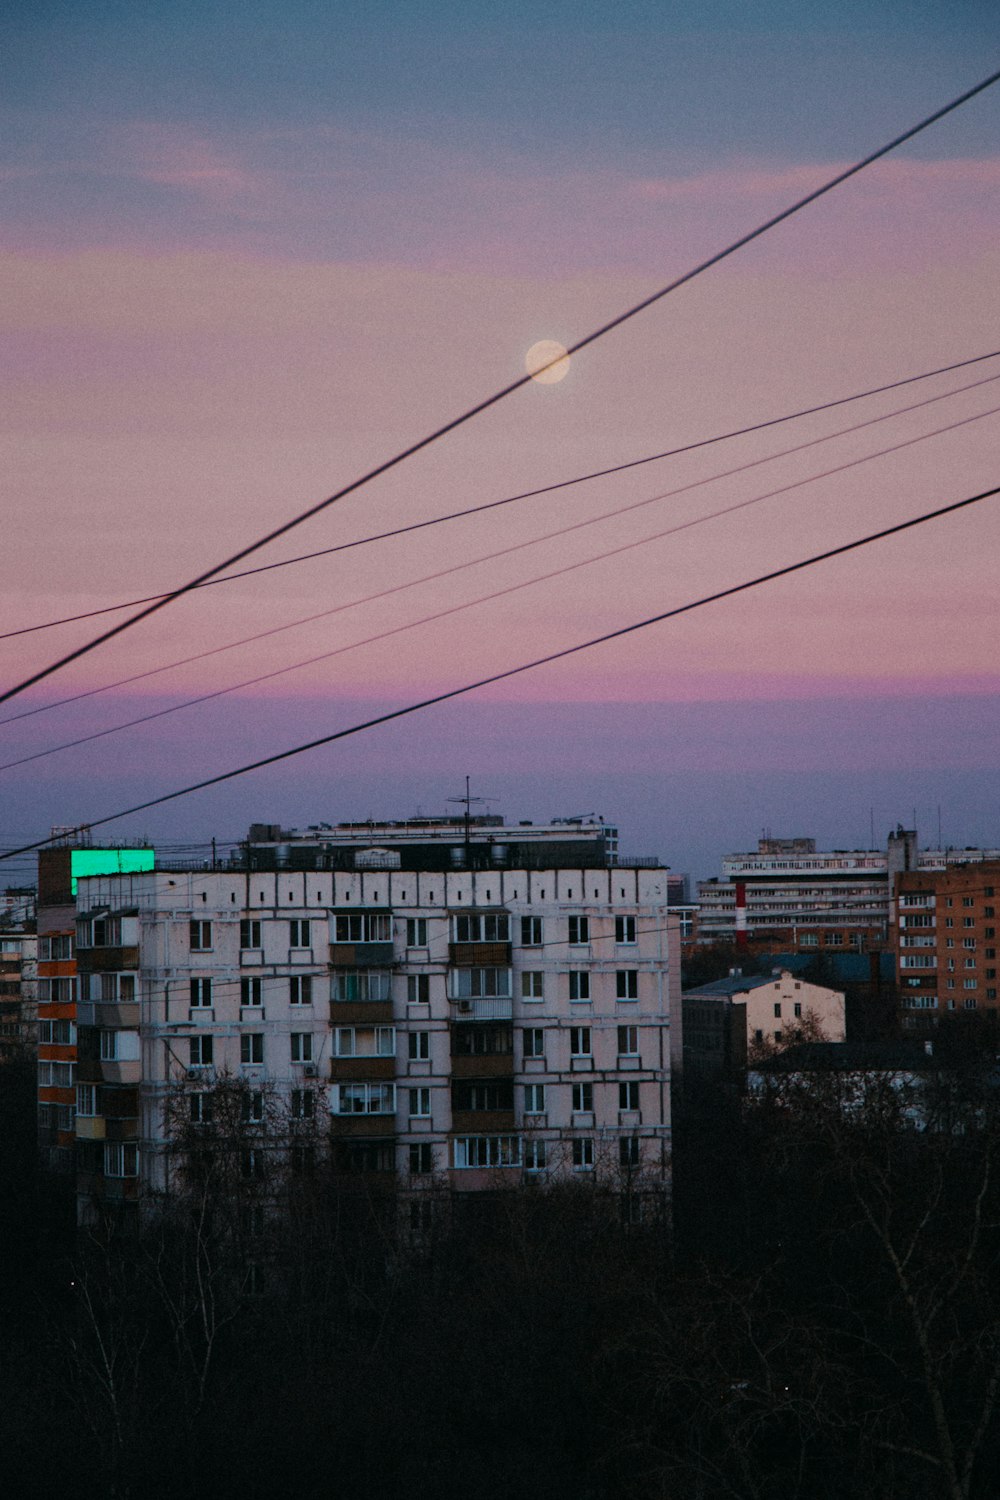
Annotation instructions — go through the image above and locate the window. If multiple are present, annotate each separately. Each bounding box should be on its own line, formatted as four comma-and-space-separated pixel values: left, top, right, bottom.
189, 1092, 213, 1124
453, 912, 510, 943
965, 958, 977, 970
616, 970, 638, 1001
240, 1148, 265, 1181
520, 916, 543, 946
572, 1081, 593, 1113
570, 1026, 592, 1059
945, 917, 954, 928
794, 1002, 802, 1019
964, 979, 978, 990
336, 912, 391, 943
241, 1090, 264, 1124
615, 916, 637, 944
521, 972, 544, 1001
964, 917, 976, 929
409, 1142, 433, 1174
524, 1083, 546, 1114
289, 975, 313, 1005
453, 1024, 512, 1056
569, 971, 591, 1002
241, 1033, 264, 1066
190, 978, 212, 1009
773, 1002, 782, 1019
77, 1084, 97, 1117
524, 1139, 547, 1173
290, 1032, 313, 1063
453, 1136, 521, 1169
291, 1089, 314, 1119
407, 974, 430, 1004
452, 1080, 514, 1112
619, 1080, 639, 1111
523, 1027, 545, 1059
408, 1031, 430, 1061
406, 918, 427, 948
617, 1024, 639, 1057
241, 976, 262, 1008
409, 1087, 431, 1118
333, 1027, 356, 1056
190, 1035, 213, 1068
240, 919, 262, 949
568, 916, 590, 945
963, 897, 975, 908
332, 1082, 396, 1115
333, 971, 392, 1002
99, 1030, 119, 1061
104, 1143, 138, 1179
620, 1136, 640, 1168
189, 920, 212, 951
289, 919, 311, 948
572, 1138, 594, 1170
451, 967, 511, 999
774, 1030, 783, 1043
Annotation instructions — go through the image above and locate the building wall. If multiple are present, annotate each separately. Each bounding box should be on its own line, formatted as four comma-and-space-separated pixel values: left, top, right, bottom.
744, 972, 846, 1050
71, 863, 674, 1218
895, 862, 1000, 1027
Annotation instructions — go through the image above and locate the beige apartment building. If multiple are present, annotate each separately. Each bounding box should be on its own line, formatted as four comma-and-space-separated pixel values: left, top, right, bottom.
51, 816, 679, 1224
683, 968, 846, 1057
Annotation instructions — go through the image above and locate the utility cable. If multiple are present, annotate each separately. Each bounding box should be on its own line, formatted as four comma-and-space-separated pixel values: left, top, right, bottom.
4, 67, 998, 707
5, 367, 995, 731
5, 345, 999, 644
3, 397, 997, 773
3, 480, 997, 862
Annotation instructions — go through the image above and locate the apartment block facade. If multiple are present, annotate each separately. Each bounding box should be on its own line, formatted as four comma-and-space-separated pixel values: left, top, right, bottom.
55, 818, 678, 1221
895, 861, 1000, 1027
697, 831, 1000, 951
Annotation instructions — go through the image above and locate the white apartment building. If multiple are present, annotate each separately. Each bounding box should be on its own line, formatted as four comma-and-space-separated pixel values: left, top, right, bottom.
697, 831, 1000, 950
68, 818, 677, 1222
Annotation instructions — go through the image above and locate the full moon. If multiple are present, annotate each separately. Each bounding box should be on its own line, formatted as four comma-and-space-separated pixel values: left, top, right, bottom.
525, 339, 570, 384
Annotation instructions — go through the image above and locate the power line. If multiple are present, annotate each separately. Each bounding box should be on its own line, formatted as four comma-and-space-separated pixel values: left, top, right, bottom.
6, 367, 996, 732
3, 480, 997, 863
5, 397, 998, 774
4, 68, 998, 708
5, 346, 999, 645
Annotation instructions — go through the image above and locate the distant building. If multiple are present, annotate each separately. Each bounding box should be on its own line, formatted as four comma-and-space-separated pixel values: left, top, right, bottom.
696, 830, 1000, 951
683, 968, 846, 1059
0, 928, 37, 1061
894, 860, 1000, 1028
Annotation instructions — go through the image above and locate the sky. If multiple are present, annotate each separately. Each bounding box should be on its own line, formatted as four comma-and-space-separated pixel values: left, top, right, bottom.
2, 1, 1000, 882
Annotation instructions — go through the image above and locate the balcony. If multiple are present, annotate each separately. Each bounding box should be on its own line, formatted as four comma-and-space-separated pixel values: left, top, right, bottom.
329, 1000, 394, 1025
329, 1056, 396, 1081
450, 1052, 515, 1079
451, 996, 513, 1022
449, 941, 511, 967
451, 1109, 516, 1134
329, 942, 395, 968
77, 946, 140, 973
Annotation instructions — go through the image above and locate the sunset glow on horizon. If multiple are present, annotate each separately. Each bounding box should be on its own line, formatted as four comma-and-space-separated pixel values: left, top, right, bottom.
2, 2, 999, 872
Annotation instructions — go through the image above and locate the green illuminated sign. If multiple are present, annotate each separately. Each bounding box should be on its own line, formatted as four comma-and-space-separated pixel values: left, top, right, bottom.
70, 848, 155, 894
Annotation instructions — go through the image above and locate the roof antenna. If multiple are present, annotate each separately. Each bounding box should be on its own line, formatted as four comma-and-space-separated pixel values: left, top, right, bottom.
447, 776, 495, 863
